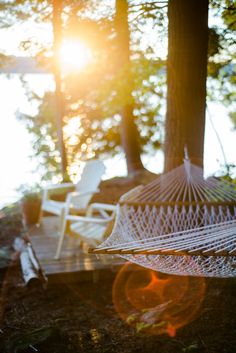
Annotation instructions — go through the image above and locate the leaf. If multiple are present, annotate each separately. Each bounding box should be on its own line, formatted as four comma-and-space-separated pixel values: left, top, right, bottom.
7, 326, 59, 353
182, 342, 199, 352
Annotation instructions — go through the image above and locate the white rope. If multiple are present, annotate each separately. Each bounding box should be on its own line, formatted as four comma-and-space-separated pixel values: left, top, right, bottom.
97, 220, 236, 252
94, 161, 236, 278
132, 163, 236, 203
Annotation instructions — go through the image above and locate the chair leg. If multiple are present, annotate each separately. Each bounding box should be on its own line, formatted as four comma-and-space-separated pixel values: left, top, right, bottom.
54, 210, 67, 260
36, 207, 44, 228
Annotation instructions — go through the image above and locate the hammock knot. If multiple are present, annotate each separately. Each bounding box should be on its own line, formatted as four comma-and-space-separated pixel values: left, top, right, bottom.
218, 205, 223, 217
160, 206, 164, 215
137, 205, 142, 215
189, 204, 193, 213
173, 205, 179, 214
183, 153, 192, 181
151, 206, 157, 216
211, 205, 215, 216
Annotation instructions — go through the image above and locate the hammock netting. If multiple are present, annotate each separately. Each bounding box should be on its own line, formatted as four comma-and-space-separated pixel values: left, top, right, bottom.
92, 160, 236, 278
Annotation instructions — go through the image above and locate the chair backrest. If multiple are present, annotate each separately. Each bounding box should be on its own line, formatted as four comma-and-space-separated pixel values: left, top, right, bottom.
72, 160, 105, 210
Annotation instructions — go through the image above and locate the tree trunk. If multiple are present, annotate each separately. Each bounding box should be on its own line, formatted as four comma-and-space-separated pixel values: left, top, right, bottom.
53, 0, 68, 180
164, 0, 209, 172
115, 0, 144, 175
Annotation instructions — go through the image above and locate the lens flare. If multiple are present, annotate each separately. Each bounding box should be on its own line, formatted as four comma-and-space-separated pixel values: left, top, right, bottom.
113, 263, 205, 337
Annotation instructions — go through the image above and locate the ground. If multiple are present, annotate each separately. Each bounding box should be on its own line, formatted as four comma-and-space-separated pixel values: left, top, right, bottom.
0, 173, 236, 353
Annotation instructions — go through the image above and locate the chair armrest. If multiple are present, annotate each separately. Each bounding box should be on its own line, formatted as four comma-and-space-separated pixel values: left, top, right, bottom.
86, 203, 116, 218
65, 189, 100, 203
45, 182, 74, 190
42, 183, 75, 202
66, 215, 111, 224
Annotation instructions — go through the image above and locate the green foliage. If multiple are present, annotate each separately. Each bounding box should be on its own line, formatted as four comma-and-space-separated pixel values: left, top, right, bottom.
17, 183, 42, 201
182, 342, 199, 353
7, 326, 59, 353
217, 163, 236, 181
125, 309, 169, 335
0, 0, 50, 28
208, 27, 222, 58
17, 89, 62, 180
208, 0, 236, 126
2, 0, 236, 179
229, 111, 236, 129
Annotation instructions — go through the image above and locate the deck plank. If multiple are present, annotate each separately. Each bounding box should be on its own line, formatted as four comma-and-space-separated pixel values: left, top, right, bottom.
28, 216, 124, 280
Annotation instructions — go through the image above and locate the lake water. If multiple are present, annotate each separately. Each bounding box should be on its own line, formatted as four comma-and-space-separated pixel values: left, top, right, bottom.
0, 74, 235, 209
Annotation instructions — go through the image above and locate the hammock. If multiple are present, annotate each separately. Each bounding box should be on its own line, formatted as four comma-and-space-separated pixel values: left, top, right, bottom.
90, 158, 236, 278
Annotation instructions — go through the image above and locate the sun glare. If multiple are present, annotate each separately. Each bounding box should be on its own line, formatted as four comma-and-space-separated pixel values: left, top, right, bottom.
59, 40, 91, 72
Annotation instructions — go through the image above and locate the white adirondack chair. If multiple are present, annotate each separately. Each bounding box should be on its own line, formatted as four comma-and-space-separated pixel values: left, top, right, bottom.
55, 202, 116, 259
41, 159, 105, 238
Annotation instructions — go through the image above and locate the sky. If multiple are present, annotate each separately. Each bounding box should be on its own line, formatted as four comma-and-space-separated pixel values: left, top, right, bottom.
0, 75, 53, 206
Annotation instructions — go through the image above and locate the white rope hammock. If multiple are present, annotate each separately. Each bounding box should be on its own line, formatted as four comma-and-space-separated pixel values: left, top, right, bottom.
90, 159, 236, 278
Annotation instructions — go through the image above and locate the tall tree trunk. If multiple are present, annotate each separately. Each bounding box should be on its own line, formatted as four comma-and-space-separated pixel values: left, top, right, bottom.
164, 0, 209, 172
53, 0, 68, 180
115, 0, 144, 175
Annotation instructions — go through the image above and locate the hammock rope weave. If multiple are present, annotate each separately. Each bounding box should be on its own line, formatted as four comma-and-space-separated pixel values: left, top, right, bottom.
91, 160, 236, 278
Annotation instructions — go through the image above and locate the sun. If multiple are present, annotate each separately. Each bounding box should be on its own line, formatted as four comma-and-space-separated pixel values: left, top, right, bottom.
59, 39, 91, 72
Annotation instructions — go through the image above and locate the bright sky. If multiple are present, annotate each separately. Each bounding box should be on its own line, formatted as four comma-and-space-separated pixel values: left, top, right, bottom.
0, 75, 53, 206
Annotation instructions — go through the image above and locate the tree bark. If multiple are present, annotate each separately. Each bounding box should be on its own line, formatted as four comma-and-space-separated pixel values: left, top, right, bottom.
115, 0, 144, 175
164, 0, 209, 172
53, 0, 68, 180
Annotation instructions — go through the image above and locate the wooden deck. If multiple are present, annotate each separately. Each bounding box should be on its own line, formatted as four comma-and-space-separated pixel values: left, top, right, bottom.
28, 217, 125, 282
